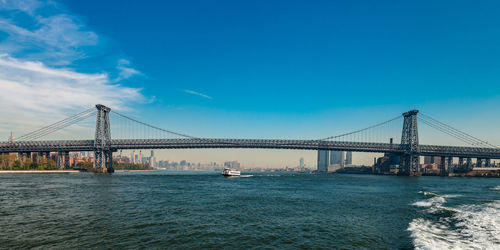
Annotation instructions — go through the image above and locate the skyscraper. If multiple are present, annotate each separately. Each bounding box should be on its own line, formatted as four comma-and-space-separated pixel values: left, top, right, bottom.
317, 150, 329, 172
299, 157, 304, 169
150, 150, 155, 168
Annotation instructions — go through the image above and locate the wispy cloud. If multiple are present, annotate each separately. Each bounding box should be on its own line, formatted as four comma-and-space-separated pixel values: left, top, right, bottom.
184, 89, 213, 99
0, 0, 144, 137
115, 58, 141, 81
0, 3, 98, 65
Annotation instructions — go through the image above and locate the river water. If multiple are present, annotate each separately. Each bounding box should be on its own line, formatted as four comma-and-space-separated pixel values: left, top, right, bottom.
0, 171, 499, 249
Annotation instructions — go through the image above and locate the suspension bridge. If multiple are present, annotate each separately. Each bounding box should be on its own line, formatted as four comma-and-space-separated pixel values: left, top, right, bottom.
1, 104, 499, 175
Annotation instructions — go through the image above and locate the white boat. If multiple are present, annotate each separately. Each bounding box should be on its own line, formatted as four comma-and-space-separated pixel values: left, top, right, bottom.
222, 168, 241, 176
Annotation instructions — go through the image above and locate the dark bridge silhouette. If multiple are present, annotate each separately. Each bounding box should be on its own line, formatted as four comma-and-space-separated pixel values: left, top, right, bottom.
1, 105, 499, 175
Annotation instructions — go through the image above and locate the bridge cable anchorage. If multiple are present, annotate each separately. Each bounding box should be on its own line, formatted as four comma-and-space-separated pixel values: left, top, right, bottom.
110, 111, 199, 139
16, 108, 96, 141
419, 113, 498, 148
320, 115, 402, 141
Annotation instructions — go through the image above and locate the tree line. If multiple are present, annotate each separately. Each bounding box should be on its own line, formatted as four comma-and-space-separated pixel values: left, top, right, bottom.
76, 161, 154, 171
0, 154, 58, 170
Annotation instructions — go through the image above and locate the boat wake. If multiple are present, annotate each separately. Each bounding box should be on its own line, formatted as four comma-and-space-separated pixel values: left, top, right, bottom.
490, 186, 500, 191
408, 192, 500, 249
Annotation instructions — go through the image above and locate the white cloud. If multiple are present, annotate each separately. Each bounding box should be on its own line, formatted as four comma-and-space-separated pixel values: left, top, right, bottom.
0, 6, 98, 65
184, 89, 213, 99
0, 1, 144, 138
0, 54, 142, 123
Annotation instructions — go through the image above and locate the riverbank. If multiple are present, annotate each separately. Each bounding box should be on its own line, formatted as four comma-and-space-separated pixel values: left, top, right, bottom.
115, 169, 158, 172
0, 170, 81, 173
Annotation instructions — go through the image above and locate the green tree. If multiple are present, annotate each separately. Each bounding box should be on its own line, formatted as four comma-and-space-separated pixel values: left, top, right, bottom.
12, 160, 21, 170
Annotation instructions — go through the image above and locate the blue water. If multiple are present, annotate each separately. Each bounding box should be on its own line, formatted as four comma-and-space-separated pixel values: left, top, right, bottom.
0, 171, 499, 249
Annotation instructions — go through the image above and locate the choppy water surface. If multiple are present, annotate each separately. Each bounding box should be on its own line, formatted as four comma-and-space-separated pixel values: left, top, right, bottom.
1, 172, 499, 249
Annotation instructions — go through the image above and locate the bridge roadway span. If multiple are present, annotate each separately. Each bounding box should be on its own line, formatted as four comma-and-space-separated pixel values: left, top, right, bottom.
2, 139, 500, 159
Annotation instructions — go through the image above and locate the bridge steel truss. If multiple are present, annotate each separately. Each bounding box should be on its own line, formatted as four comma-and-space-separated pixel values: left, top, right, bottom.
1, 105, 500, 175
94, 104, 113, 173
400, 110, 420, 176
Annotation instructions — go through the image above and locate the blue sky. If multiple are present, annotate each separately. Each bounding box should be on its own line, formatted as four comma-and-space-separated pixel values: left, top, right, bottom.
1, 0, 499, 166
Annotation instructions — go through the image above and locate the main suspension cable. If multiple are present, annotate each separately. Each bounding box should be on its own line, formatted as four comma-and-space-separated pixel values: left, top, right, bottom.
17, 108, 96, 141
111, 111, 198, 139
320, 115, 402, 141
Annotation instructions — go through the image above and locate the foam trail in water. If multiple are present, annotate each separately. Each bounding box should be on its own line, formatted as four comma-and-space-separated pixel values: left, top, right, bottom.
409, 199, 500, 249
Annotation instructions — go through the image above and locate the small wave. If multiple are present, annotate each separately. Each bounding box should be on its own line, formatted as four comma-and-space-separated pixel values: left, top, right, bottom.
413, 192, 461, 208
240, 175, 253, 178
413, 192, 446, 208
412, 197, 446, 208
409, 201, 500, 249
490, 186, 500, 191
418, 191, 438, 198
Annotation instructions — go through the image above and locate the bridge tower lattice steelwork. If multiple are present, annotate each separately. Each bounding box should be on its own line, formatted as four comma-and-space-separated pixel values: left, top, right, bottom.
94, 104, 113, 173
399, 110, 420, 176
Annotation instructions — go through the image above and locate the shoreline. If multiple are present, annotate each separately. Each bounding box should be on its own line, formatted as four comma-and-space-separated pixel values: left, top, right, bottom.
115, 169, 157, 172
0, 170, 81, 174
0, 169, 158, 173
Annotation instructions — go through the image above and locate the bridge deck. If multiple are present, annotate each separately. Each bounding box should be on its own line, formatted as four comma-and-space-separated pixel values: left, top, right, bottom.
1, 139, 500, 159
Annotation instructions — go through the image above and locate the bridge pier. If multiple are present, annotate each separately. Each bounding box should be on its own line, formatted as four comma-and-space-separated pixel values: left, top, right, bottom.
439, 156, 447, 176
458, 157, 464, 171
466, 158, 472, 171
64, 151, 70, 169
447, 157, 453, 173
56, 152, 63, 169
400, 154, 420, 176
106, 151, 114, 173
485, 158, 491, 167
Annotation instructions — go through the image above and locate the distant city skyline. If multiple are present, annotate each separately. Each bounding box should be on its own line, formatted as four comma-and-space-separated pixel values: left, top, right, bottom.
1, 0, 500, 167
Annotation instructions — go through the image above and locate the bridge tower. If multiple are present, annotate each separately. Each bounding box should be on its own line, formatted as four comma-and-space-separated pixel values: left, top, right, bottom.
399, 110, 420, 176
94, 104, 113, 173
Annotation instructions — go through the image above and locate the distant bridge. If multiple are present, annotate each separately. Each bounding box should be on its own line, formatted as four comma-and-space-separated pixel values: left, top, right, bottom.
1, 105, 499, 175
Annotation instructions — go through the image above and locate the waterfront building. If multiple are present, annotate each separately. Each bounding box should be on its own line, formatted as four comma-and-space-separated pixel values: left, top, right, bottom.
299, 157, 304, 169
424, 156, 441, 164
